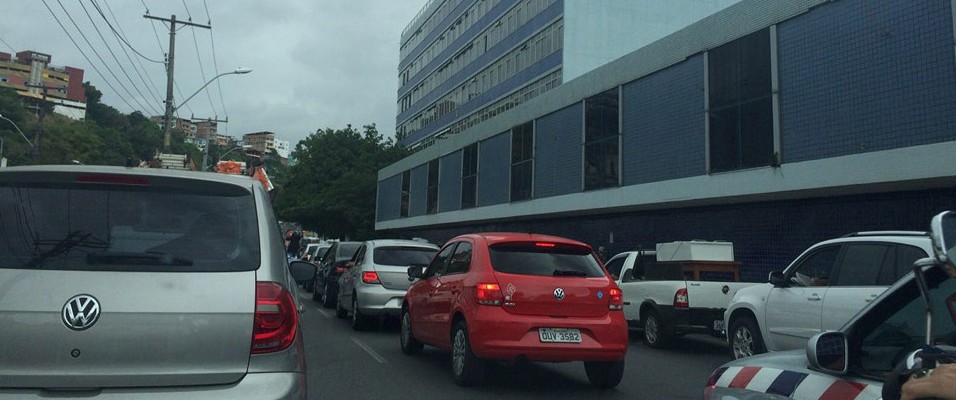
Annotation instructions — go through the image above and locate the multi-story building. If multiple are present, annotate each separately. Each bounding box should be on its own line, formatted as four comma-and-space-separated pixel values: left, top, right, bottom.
274, 139, 290, 159
395, 0, 741, 149
242, 131, 276, 155
0, 50, 87, 119
376, 0, 956, 283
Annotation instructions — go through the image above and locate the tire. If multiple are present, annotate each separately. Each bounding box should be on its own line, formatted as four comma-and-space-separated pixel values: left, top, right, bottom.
451, 320, 487, 386
584, 360, 625, 388
311, 280, 321, 301
304, 279, 314, 293
350, 295, 371, 331
642, 310, 670, 349
335, 296, 348, 319
729, 316, 766, 359
399, 307, 423, 355
322, 282, 336, 309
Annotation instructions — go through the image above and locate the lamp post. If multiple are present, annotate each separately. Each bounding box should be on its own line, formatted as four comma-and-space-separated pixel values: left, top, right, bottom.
162, 67, 252, 151
0, 113, 34, 166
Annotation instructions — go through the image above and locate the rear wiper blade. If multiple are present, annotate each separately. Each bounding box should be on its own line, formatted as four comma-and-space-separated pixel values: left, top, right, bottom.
24, 231, 107, 269
87, 251, 193, 266
553, 269, 588, 277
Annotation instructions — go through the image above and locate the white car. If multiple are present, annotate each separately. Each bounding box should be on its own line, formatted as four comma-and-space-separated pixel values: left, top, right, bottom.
724, 232, 933, 359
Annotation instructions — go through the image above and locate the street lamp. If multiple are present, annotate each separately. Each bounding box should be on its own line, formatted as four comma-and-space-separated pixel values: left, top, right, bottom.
0, 113, 36, 151
162, 67, 252, 151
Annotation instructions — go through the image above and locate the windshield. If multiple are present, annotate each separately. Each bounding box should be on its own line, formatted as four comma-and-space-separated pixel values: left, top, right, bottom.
0, 182, 260, 272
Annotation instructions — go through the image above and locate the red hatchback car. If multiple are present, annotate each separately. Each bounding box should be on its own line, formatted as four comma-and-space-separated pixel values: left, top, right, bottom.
400, 233, 628, 387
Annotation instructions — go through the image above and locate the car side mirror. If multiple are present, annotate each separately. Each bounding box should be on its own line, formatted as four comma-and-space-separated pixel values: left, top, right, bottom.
930, 211, 956, 268
289, 261, 318, 284
407, 264, 424, 281
769, 270, 787, 287
807, 331, 848, 375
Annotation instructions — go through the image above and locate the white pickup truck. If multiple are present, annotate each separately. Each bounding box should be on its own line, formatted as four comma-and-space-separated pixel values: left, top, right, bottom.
605, 242, 759, 348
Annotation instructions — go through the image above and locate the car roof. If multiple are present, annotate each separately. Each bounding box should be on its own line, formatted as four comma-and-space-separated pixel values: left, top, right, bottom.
812, 232, 932, 250
452, 232, 590, 248
0, 165, 257, 188
366, 239, 439, 249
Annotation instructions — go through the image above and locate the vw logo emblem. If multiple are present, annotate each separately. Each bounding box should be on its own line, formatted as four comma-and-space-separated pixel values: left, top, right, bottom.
553, 288, 565, 301
62, 294, 100, 331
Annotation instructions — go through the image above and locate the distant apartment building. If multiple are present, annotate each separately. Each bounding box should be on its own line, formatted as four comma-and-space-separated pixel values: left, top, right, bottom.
0, 50, 87, 119
242, 131, 276, 155
395, 0, 740, 149
274, 139, 290, 159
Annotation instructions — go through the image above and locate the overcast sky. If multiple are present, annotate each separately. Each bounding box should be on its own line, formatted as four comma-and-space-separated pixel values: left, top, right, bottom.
1, 0, 428, 145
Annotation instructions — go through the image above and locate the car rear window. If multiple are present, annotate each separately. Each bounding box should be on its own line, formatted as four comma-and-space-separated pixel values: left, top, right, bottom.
0, 179, 260, 272
373, 246, 437, 266
336, 243, 361, 260
489, 242, 605, 277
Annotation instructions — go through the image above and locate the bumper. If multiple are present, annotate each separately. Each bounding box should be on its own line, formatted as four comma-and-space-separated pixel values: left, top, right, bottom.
0, 372, 306, 400
466, 307, 628, 362
355, 285, 406, 317
658, 306, 726, 336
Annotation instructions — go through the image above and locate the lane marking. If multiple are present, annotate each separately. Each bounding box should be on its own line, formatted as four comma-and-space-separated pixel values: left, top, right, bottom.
314, 308, 332, 318
351, 337, 387, 364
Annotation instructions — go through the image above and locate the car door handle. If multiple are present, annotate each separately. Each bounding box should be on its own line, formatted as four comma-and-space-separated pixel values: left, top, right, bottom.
864, 294, 879, 303
807, 294, 822, 301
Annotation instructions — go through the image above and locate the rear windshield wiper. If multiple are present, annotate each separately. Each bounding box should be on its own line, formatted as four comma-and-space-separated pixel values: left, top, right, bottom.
553, 269, 589, 277
23, 231, 108, 269
87, 251, 193, 266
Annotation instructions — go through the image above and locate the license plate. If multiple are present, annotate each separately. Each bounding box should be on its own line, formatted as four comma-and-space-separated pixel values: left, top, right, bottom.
538, 328, 581, 343
714, 320, 725, 331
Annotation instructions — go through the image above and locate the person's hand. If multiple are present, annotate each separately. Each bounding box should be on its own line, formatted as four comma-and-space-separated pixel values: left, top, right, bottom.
901, 363, 956, 400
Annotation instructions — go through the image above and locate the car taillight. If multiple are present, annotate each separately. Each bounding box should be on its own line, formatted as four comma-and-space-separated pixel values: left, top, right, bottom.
705, 367, 728, 387
608, 288, 623, 311
674, 288, 689, 308
252, 282, 298, 354
476, 283, 503, 306
362, 271, 380, 284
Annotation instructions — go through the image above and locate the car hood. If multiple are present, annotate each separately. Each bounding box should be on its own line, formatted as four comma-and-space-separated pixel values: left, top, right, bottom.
707, 350, 883, 400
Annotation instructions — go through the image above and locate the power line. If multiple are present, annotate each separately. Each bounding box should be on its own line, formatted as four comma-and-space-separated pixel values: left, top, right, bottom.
100, 0, 165, 112
181, 0, 192, 21
89, 0, 164, 64
203, 0, 228, 119
0, 34, 16, 53
78, 0, 161, 115
190, 26, 218, 116
40, 0, 137, 111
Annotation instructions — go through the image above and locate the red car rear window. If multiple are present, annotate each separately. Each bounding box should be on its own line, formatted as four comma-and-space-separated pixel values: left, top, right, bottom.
488, 242, 604, 277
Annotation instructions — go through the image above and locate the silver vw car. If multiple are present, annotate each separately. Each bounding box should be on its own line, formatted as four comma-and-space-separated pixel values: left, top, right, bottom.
336, 239, 438, 330
0, 166, 314, 399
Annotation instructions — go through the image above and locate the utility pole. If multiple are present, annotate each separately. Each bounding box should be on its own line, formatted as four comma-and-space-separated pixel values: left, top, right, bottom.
144, 14, 211, 152
24, 83, 56, 161
191, 115, 227, 171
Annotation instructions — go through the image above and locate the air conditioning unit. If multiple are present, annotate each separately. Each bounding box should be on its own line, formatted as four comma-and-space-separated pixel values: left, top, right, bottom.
655, 241, 734, 262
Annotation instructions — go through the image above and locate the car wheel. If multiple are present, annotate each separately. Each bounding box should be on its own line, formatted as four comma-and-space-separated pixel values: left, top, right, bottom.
311, 280, 321, 301
730, 316, 766, 359
584, 360, 625, 388
304, 279, 314, 293
399, 307, 423, 355
351, 295, 371, 331
451, 320, 487, 386
322, 282, 336, 309
642, 310, 670, 349
335, 296, 348, 319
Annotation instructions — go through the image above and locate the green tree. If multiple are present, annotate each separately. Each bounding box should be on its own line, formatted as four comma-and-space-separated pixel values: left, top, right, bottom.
276, 124, 408, 239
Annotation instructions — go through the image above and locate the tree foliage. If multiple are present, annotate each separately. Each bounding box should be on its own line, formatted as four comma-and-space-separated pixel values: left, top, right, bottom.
276, 124, 408, 240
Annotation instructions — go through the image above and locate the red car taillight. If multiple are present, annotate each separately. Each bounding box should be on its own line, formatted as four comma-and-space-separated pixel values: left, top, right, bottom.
674, 288, 689, 308
476, 283, 503, 306
608, 287, 623, 311
362, 271, 380, 284
252, 282, 298, 354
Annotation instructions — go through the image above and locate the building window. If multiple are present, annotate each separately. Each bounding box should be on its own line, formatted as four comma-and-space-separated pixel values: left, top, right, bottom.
708, 28, 774, 173
584, 88, 620, 190
426, 159, 439, 214
461, 143, 478, 209
400, 170, 411, 218
510, 122, 533, 202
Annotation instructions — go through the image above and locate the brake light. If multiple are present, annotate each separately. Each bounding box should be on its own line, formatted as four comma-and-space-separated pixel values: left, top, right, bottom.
476, 283, 503, 306
362, 271, 380, 284
252, 282, 298, 354
535, 242, 556, 248
608, 288, 624, 311
674, 288, 689, 308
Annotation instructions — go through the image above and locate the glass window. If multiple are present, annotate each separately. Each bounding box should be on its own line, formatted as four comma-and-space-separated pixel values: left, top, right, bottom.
400, 170, 411, 218
878, 245, 929, 286
584, 88, 620, 190
489, 242, 605, 277
424, 242, 457, 278
833, 244, 891, 286
604, 256, 627, 281
426, 159, 439, 214
372, 246, 438, 266
461, 143, 478, 209
445, 242, 473, 275
788, 245, 841, 287
510, 122, 534, 201
708, 28, 774, 173
0, 180, 260, 273
353, 245, 367, 265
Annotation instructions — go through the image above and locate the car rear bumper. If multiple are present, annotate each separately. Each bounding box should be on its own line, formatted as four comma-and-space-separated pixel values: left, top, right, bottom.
467, 307, 628, 362
657, 305, 727, 336
0, 372, 306, 400
355, 284, 406, 317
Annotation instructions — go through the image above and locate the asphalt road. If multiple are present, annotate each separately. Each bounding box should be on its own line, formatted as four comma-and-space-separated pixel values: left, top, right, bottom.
298, 292, 732, 400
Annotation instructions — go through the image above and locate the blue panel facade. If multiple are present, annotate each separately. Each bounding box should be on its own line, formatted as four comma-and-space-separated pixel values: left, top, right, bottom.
439, 150, 463, 213
477, 131, 511, 206
376, 174, 403, 222
534, 105, 583, 198
778, 0, 956, 162
622, 55, 706, 185
409, 164, 429, 217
